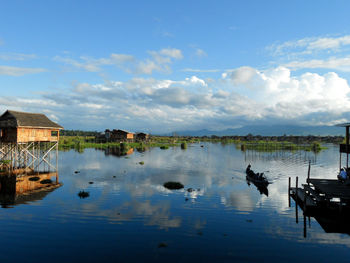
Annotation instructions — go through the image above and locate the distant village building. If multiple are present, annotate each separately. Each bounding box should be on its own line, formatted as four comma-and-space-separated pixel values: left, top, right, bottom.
98, 129, 149, 143
0, 110, 63, 143
110, 129, 134, 142
105, 129, 111, 141
136, 132, 149, 142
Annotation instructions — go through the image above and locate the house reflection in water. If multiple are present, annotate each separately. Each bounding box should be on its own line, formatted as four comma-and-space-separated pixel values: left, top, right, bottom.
103, 147, 134, 157
0, 172, 61, 208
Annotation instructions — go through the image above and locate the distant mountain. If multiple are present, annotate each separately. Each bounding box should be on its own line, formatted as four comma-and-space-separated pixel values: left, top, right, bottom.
172, 125, 344, 137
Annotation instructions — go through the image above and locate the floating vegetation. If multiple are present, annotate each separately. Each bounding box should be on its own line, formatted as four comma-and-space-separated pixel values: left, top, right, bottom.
59, 134, 334, 154
163, 181, 184, 190
158, 242, 168, 248
40, 179, 52, 184
160, 145, 169, 150
139, 161, 144, 165
29, 176, 40, 181
239, 140, 327, 153
78, 190, 90, 199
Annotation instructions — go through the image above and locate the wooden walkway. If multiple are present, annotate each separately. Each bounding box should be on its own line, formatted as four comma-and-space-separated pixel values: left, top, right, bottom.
307, 178, 350, 199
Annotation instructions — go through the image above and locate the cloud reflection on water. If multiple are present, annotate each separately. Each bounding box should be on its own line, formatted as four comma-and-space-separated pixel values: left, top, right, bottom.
58, 143, 348, 245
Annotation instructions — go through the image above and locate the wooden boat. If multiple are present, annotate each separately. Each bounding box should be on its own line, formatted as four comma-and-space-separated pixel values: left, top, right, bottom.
246, 165, 269, 186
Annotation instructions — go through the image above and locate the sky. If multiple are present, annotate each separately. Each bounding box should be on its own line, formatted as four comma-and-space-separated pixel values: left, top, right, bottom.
1, 0, 350, 133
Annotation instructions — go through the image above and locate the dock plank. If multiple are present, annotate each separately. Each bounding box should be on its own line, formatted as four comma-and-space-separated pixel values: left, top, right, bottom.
290, 187, 316, 207
302, 184, 326, 202
307, 178, 350, 199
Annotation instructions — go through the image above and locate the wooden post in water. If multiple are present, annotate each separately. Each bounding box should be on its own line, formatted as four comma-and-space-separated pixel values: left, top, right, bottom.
307, 160, 311, 181
346, 126, 349, 169
295, 176, 299, 224
288, 177, 291, 207
303, 214, 307, 238
340, 151, 342, 172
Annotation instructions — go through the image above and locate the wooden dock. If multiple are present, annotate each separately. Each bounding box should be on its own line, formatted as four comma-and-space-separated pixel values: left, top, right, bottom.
289, 175, 350, 215
307, 178, 350, 200
290, 187, 317, 207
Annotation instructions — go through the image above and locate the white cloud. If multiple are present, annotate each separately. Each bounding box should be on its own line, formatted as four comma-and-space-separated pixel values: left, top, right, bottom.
54, 54, 134, 72
268, 35, 350, 56
283, 56, 350, 71
0, 65, 47, 76
226, 66, 350, 121
2, 65, 350, 132
185, 76, 207, 86
54, 48, 182, 75
195, 48, 207, 58
182, 68, 220, 73
157, 48, 183, 59
0, 53, 37, 61
136, 48, 183, 74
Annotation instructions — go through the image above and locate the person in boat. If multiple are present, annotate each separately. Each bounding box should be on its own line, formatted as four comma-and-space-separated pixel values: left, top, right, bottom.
338, 168, 348, 181
246, 164, 255, 178
246, 164, 251, 174
258, 172, 264, 180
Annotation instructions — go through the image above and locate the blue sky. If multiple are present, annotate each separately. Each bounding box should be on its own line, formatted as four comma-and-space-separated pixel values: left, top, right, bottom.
1, 0, 350, 133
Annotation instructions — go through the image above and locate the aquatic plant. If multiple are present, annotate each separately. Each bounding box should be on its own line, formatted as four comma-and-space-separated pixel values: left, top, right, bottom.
163, 181, 184, 190
139, 161, 144, 165
181, 142, 187, 149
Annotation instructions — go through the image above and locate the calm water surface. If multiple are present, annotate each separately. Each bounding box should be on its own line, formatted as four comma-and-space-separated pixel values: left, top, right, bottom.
0, 143, 349, 262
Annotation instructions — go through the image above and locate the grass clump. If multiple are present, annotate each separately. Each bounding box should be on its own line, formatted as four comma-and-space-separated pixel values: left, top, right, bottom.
181, 142, 187, 149
78, 190, 90, 199
139, 161, 144, 165
160, 145, 169, 150
163, 181, 184, 190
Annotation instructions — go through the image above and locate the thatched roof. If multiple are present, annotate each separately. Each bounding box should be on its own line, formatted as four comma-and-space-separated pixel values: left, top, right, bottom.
0, 110, 63, 129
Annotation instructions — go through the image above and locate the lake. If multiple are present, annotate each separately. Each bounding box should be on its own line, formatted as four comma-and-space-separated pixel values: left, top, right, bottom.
0, 142, 349, 262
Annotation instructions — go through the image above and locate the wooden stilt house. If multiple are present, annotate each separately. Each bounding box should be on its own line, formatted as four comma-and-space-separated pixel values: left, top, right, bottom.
0, 110, 63, 143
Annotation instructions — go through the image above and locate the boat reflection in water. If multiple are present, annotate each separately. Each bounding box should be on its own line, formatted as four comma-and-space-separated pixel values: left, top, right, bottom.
0, 171, 61, 208
246, 178, 269, 196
